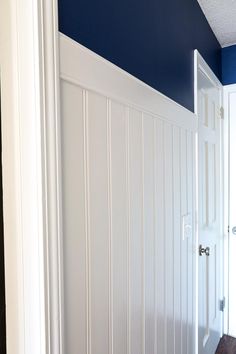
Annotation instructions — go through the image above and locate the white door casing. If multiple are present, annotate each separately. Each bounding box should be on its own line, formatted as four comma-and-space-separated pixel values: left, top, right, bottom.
0, 0, 63, 353
195, 51, 224, 354
225, 84, 236, 337
60, 34, 197, 354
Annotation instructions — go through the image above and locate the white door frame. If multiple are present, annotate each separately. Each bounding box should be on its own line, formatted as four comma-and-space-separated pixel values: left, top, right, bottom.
223, 83, 236, 336
194, 50, 225, 347
0, 0, 62, 353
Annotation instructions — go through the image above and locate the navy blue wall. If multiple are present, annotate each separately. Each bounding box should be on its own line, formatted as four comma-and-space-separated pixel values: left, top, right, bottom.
58, 0, 222, 112
222, 45, 236, 85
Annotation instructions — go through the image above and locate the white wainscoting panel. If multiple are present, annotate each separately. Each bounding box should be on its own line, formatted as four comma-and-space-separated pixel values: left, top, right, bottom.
59, 33, 197, 354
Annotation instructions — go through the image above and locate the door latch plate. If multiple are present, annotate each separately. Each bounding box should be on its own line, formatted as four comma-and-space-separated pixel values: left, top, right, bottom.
220, 297, 225, 312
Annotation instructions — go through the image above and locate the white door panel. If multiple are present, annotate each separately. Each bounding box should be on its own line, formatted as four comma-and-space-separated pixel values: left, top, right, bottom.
228, 90, 236, 337
60, 34, 197, 354
197, 62, 223, 354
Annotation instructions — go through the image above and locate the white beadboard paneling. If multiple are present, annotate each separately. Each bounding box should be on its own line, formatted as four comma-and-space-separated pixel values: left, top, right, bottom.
61, 81, 87, 354
164, 122, 174, 354
143, 114, 155, 354
59, 33, 197, 354
173, 125, 181, 354
181, 129, 188, 354
129, 108, 143, 354
187, 131, 194, 354
87, 91, 109, 354
110, 101, 128, 354
155, 119, 166, 354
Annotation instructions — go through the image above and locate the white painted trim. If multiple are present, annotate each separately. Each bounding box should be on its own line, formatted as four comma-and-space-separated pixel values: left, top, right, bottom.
194, 50, 222, 115
0, 0, 62, 353
223, 83, 236, 90
38, 4, 64, 354
193, 50, 200, 354
194, 51, 222, 95
223, 83, 236, 335
60, 34, 197, 131
194, 50, 224, 347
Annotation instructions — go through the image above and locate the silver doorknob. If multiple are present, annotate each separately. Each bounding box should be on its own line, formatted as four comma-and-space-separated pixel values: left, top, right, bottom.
232, 226, 236, 235
199, 245, 210, 256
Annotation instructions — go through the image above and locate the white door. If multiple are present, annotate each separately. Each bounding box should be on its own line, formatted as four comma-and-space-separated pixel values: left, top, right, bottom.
227, 85, 236, 337
197, 56, 223, 354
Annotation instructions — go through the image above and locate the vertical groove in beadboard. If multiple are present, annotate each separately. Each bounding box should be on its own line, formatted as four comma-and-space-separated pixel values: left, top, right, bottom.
153, 120, 157, 354
83, 89, 91, 354
179, 129, 183, 354
171, 125, 176, 354
141, 113, 145, 354
126, 107, 131, 354
163, 123, 167, 354
107, 98, 113, 354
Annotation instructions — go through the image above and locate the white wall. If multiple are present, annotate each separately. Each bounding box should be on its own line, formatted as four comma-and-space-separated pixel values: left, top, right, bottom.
59, 33, 197, 354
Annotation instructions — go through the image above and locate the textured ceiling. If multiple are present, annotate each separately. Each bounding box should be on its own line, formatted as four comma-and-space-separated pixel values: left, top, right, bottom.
197, 0, 236, 47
